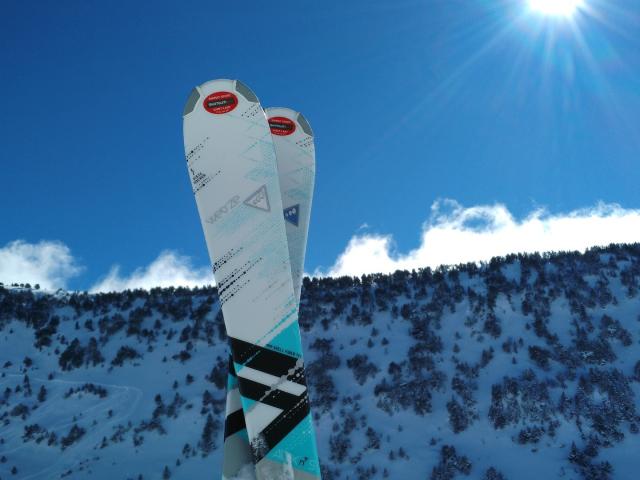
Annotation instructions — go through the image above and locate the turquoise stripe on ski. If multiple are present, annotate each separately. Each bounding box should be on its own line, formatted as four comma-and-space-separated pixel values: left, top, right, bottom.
265, 413, 321, 476
239, 394, 257, 412
266, 320, 304, 359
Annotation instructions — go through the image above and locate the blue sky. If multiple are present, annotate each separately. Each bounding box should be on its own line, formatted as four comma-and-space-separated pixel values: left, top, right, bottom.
1, 0, 639, 291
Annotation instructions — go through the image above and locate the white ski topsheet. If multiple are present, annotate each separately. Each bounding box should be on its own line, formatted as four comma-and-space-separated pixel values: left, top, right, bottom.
183, 79, 296, 347
266, 107, 315, 304
222, 108, 316, 479
183, 80, 320, 479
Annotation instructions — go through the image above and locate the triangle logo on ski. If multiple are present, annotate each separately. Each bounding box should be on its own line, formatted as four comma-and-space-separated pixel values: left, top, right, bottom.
284, 204, 300, 227
244, 184, 271, 212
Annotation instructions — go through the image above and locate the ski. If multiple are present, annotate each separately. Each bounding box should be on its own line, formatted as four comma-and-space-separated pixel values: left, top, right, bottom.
222, 107, 317, 478
182, 79, 321, 480
266, 107, 316, 305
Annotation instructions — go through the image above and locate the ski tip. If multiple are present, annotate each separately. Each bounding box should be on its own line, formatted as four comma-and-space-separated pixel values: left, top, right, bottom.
183, 79, 260, 117
182, 87, 201, 117
265, 106, 297, 117
198, 78, 235, 91
197, 78, 259, 104
182, 78, 259, 117
265, 107, 314, 137
296, 112, 313, 136
234, 80, 259, 103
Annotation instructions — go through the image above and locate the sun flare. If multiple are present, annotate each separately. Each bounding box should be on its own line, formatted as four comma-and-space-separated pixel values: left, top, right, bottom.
528, 0, 584, 17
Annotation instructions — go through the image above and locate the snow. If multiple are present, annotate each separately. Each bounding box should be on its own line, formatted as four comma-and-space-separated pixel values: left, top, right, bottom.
1, 243, 640, 479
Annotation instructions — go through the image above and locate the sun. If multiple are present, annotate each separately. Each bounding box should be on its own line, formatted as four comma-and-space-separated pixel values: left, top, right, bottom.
528, 0, 585, 17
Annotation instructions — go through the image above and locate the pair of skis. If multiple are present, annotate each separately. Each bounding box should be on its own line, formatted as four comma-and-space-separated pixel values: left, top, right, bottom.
182, 79, 320, 480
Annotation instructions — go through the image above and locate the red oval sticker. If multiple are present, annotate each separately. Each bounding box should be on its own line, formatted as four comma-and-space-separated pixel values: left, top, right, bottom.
268, 116, 296, 136
203, 92, 238, 114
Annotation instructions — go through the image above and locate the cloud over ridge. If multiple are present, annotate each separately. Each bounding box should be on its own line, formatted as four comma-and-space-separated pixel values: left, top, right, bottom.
2, 200, 639, 291
0, 240, 82, 290
90, 251, 214, 293
317, 199, 640, 278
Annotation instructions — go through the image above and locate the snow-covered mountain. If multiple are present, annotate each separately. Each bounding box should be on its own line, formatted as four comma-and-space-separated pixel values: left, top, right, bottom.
1, 243, 639, 480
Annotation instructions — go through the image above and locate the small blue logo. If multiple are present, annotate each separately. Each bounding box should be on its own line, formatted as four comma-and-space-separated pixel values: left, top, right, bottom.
284, 204, 300, 226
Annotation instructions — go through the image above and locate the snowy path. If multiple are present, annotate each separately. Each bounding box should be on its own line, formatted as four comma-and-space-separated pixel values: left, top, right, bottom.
0, 373, 143, 479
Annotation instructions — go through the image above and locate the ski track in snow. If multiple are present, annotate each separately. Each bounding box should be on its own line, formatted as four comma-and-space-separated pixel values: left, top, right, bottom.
0, 374, 143, 479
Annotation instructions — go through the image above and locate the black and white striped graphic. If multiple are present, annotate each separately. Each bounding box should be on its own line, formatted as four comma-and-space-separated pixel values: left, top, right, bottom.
224, 356, 247, 440
227, 336, 311, 463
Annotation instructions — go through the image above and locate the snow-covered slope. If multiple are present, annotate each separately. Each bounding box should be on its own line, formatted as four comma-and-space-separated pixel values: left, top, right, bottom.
1, 243, 639, 480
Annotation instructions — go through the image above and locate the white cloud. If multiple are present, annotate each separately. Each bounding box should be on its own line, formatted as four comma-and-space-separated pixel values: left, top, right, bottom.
90, 250, 214, 293
3, 200, 639, 292
317, 200, 640, 278
0, 240, 82, 290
